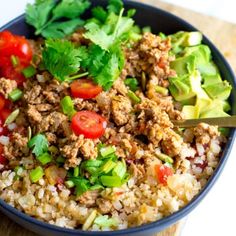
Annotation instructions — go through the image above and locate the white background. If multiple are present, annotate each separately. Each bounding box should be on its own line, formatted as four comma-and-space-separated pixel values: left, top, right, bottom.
0, 1, 236, 236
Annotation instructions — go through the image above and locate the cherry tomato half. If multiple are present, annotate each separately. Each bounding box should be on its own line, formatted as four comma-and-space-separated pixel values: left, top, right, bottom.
155, 164, 173, 185
0, 31, 32, 64
0, 95, 6, 111
71, 111, 107, 139
70, 79, 103, 99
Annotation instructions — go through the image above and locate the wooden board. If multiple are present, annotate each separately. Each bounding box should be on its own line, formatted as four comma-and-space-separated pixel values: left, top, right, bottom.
1, 1, 236, 236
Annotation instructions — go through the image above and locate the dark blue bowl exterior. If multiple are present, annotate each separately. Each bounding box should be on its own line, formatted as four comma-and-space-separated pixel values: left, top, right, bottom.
0, 1, 235, 235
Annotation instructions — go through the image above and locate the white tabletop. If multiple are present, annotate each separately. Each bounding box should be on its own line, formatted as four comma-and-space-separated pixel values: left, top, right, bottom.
0, 1, 236, 236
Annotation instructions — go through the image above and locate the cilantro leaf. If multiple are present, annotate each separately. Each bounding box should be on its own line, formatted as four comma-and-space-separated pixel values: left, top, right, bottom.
41, 19, 84, 38
52, 0, 91, 21
91, 6, 108, 23
28, 134, 49, 157
84, 9, 134, 51
25, 0, 55, 34
42, 39, 88, 81
107, 0, 123, 14
82, 44, 124, 90
25, 0, 90, 38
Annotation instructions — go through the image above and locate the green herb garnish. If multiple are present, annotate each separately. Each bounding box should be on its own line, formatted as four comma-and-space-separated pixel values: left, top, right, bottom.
28, 134, 49, 157
25, 0, 90, 38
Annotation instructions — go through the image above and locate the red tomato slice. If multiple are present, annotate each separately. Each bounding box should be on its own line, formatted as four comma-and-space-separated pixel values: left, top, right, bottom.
155, 164, 173, 185
0, 95, 6, 111
70, 79, 103, 99
71, 111, 107, 139
0, 31, 32, 64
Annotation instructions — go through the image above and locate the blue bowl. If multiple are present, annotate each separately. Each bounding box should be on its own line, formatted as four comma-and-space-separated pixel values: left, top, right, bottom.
0, 1, 235, 235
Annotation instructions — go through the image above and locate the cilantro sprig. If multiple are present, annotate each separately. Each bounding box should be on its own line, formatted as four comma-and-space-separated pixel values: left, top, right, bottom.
42, 39, 88, 81
25, 0, 90, 38
28, 134, 49, 157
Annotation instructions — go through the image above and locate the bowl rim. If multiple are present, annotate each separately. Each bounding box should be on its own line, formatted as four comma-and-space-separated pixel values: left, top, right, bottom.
0, 0, 235, 235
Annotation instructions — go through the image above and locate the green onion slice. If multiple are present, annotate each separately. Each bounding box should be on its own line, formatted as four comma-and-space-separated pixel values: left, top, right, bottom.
29, 166, 44, 183
37, 152, 52, 165
9, 89, 23, 102
22, 65, 36, 78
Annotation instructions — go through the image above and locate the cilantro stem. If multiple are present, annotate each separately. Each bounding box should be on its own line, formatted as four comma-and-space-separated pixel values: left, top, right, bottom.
113, 8, 125, 40
66, 72, 89, 81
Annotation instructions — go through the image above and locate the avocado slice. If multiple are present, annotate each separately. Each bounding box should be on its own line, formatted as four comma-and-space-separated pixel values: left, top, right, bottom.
200, 99, 230, 118
203, 74, 222, 86
184, 45, 211, 64
182, 105, 200, 119
170, 55, 196, 76
203, 81, 232, 100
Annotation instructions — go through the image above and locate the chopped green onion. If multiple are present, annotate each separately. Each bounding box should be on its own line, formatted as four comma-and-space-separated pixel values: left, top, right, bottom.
99, 160, 116, 174
82, 210, 97, 230
56, 156, 65, 164
90, 184, 104, 190
22, 65, 36, 78
94, 215, 118, 228
127, 91, 141, 104
159, 32, 167, 40
8, 89, 23, 102
156, 85, 169, 96
75, 180, 90, 196
73, 166, 79, 177
65, 180, 75, 188
29, 166, 44, 183
142, 26, 151, 33
11, 55, 19, 67
124, 78, 139, 92
37, 152, 52, 165
100, 146, 116, 157
155, 153, 173, 164
112, 161, 126, 179
60, 96, 76, 118
4, 109, 20, 125
100, 175, 122, 187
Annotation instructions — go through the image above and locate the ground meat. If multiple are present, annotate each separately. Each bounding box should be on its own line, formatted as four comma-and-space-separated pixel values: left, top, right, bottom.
77, 190, 99, 207
80, 139, 98, 159
45, 132, 57, 144
35, 104, 54, 112
136, 99, 172, 128
161, 129, 183, 157
3, 132, 29, 160
61, 137, 85, 167
96, 198, 112, 214
194, 123, 220, 145
0, 78, 17, 98
24, 83, 43, 104
111, 95, 133, 126
27, 105, 42, 123
38, 112, 67, 133
113, 78, 128, 96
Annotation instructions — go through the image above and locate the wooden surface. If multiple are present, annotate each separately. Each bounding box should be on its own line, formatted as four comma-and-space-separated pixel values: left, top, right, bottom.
1, 1, 236, 236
